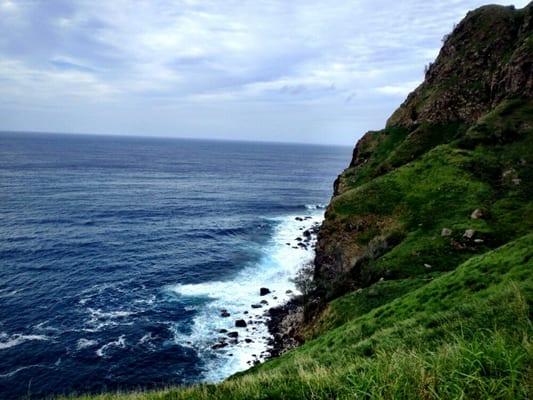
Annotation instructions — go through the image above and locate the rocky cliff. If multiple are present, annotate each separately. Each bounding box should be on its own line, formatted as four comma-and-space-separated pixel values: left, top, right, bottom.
312, 3, 533, 309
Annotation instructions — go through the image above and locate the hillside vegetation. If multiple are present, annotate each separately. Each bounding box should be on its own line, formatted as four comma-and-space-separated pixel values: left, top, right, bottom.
65, 3, 532, 399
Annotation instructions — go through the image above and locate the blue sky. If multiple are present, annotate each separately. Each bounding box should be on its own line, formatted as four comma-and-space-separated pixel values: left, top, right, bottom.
0, 0, 528, 145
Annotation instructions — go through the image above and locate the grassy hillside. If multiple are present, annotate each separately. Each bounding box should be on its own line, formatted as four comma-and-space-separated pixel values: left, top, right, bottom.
64, 4, 532, 399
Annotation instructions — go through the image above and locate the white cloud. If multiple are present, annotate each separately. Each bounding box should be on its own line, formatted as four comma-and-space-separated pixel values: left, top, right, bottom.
0, 0, 529, 144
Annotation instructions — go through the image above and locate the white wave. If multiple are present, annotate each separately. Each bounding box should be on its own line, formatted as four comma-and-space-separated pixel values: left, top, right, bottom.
83, 308, 134, 332
0, 333, 49, 350
96, 335, 126, 357
77, 338, 98, 350
167, 211, 323, 382
305, 204, 326, 210
0, 364, 47, 378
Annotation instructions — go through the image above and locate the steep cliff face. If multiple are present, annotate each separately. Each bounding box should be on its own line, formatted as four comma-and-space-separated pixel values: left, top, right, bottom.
314, 3, 533, 303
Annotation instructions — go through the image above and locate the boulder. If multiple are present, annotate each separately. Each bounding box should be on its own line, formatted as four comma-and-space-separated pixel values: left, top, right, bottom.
235, 319, 247, 328
470, 209, 484, 219
227, 331, 239, 338
251, 304, 262, 309
220, 310, 230, 317
463, 229, 476, 239
259, 287, 271, 296
441, 228, 452, 237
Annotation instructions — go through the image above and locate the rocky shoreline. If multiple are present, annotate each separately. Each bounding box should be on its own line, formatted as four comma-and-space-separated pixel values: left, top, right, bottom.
203, 214, 322, 367
266, 296, 304, 357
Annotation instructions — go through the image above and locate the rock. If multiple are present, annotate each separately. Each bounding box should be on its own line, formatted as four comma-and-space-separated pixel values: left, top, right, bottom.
470, 209, 484, 219
260, 287, 271, 296
235, 319, 247, 328
244, 338, 253, 343
441, 228, 452, 237
211, 342, 228, 349
463, 229, 476, 239
295, 237, 302, 241
244, 311, 248, 314
219, 329, 228, 333
260, 299, 268, 305
295, 217, 303, 221
303, 230, 311, 237
285, 290, 293, 294
273, 296, 278, 300
220, 310, 230, 317
251, 304, 262, 309
227, 331, 239, 338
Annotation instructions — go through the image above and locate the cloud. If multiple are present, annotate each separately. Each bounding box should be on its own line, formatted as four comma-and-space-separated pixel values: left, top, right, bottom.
0, 0, 529, 145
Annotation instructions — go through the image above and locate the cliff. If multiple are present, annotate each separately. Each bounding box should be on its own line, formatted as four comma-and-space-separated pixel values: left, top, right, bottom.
313, 3, 533, 304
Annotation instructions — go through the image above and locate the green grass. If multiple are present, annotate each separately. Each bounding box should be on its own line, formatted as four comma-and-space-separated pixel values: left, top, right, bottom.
63, 234, 533, 400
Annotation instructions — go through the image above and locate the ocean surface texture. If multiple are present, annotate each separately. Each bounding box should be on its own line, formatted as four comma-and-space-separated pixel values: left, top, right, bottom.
0, 132, 351, 399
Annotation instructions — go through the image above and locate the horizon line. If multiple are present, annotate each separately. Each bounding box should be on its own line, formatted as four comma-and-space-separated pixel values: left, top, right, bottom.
0, 129, 354, 148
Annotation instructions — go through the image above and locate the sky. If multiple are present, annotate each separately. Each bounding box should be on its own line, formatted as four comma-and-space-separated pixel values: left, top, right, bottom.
0, 0, 528, 145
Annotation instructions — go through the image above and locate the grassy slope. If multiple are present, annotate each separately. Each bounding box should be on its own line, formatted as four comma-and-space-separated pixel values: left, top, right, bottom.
66, 234, 533, 399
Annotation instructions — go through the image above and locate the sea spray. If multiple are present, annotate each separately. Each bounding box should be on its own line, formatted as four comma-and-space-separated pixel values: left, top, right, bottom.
169, 212, 322, 381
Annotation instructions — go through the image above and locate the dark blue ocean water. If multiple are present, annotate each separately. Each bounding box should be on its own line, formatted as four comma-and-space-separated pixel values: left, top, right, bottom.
0, 132, 351, 399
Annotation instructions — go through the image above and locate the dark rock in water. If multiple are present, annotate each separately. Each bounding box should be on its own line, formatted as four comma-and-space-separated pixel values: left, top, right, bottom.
219, 329, 228, 333
220, 310, 230, 317
296, 237, 302, 241
295, 217, 303, 221
227, 331, 239, 338
251, 304, 262, 308
286, 290, 293, 294
244, 311, 249, 314
235, 319, 247, 328
244, 338, 253, 343
286, 243, 290, 246
273, 296, 278, 300
304, 216, 312, 220
212, 342, 228, 349
260, 287, 271, 296
260, 299, 268, 305
303, 230, 311, 237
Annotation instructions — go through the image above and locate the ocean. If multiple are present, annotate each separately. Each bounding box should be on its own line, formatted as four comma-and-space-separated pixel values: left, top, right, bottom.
0, 132, 351, 399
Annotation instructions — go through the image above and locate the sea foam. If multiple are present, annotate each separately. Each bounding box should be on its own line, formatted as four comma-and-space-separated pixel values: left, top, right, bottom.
168, 211, 322, 381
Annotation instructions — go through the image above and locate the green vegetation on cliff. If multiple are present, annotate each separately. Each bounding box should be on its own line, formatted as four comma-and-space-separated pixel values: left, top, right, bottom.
65, 3, 532, 399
